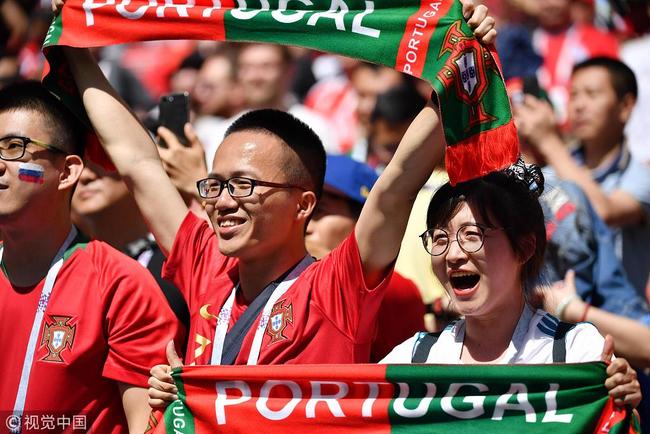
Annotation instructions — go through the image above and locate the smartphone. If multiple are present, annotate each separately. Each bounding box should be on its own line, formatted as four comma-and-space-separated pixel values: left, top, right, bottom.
159, 92, 190, 147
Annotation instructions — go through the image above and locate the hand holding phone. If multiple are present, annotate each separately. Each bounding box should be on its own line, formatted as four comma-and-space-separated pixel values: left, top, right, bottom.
159, 92, 190, 147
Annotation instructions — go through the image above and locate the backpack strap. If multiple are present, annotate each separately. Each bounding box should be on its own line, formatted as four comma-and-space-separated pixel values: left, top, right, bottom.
411, 332, 442, 363
552, 321, 577, 363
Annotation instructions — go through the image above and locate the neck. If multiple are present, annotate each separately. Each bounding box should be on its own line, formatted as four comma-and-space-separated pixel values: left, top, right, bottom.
581, 135, 624, 170
237, 240, 308, 302
77, 204, 149, 251
462, 297, 525, 363
1, 210, 74, 287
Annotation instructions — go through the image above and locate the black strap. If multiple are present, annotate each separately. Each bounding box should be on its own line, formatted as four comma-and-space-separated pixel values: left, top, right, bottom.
220, 260, 304, 365
411, 332, 442, 363
146, 247, 191, 331
552, 321, 577, 363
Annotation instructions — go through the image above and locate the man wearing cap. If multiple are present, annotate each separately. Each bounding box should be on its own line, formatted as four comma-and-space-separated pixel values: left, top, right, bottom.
306, 155, 425, 362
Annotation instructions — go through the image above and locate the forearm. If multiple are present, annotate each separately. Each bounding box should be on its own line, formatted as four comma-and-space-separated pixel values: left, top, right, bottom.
356, 103, 444, 281
63, 47, 161, 170
564, 301, 650, 368
64, 47, 188, 253
119, 384, 151, 434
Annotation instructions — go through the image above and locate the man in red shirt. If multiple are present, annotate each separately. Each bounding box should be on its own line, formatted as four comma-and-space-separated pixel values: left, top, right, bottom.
305, 155, 425, 362
61, 0, 496, 407
0, 81, 182, 432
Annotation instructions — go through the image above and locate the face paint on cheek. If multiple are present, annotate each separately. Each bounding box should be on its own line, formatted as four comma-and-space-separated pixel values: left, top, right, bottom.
18, 162, 45, 184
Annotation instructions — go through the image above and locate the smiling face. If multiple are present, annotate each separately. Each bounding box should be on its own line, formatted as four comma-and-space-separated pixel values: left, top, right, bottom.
206, 129, 308, 261
237, 44, 287, 109
0, 109, 68, 225
430, 202, 525, 320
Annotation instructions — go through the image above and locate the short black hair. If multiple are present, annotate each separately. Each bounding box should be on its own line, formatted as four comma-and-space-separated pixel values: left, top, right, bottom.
371, 82, 426, 125
426, 171, 547, 296
0, 80, 85, 156
225, 109, 326, 199
572, 56, 638, 100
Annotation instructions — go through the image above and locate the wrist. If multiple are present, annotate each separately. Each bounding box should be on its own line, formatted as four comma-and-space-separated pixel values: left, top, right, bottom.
555, 294, 582, 321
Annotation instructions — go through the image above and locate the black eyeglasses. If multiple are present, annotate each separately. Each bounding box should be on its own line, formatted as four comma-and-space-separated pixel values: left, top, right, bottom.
196, 176, 306, 199
419, 223, 503, 256
0, 135, 67, 161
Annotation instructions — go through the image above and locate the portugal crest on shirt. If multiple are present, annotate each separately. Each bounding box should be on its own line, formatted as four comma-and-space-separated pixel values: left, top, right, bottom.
40, 315, 76, 363
265, 300, 293, 345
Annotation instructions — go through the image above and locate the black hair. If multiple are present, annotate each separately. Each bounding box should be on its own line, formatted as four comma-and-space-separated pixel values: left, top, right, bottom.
426, 169, 547, 297
0, 80, 85, 156
371, 82, 426, 125
573, 56, 638, 100
225, 109, 326, 199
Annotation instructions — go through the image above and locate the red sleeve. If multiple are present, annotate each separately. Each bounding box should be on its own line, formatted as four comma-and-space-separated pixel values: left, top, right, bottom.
311, 232, 393, 343
162, 211, 230, 309
370, 272, 425, 362
92, 243, 183, 387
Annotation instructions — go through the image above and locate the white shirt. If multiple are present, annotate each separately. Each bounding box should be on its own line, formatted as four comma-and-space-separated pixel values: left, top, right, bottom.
381, 306, 605, 364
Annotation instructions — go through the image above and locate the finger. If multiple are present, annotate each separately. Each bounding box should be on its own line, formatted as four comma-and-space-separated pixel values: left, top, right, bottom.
564, 269, 575, 286
184, 123, 203, 149
481, 28, 497, 45
148, 375, 178, 394
467, 4, 487, 29
459, 0, 476, 19
148, 387, 179, 404
167, 340, 183, 369
149, 364, 172, 380
472, 16, 495, 39
608, 381, 641, 407
601, 335, 615, 363
158, 126, 183, 149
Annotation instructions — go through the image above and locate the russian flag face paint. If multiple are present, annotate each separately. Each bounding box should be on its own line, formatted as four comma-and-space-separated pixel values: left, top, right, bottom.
18, 162, 45, 184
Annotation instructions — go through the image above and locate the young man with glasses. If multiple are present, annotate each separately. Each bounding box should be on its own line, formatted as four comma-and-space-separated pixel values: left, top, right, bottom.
0, 81, 182, 433
60, 0, 496, 407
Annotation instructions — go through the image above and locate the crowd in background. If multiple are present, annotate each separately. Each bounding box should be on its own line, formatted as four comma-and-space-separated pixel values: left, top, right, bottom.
2, 0, 650, 428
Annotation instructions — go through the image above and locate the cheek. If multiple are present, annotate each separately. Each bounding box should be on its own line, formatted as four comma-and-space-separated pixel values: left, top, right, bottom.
17, 162, 46, 186
430, 257, 447, 284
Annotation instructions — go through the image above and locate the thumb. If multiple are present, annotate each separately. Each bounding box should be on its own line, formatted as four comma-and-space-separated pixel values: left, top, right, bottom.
166, 340, 183, 369
158, 126, 182, 149
600, 334, 615, 364
564, 269, 575, 288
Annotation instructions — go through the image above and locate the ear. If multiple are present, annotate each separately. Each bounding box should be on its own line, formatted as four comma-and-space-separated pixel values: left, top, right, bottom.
518, 233, 536, 265
58, 154, 84, 192
296, 190, 318, 223
618, 93, 636, 124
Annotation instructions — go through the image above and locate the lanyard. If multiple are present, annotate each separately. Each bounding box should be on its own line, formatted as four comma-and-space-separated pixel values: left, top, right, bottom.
210, 254, 314, 365
0, 227, 78, 427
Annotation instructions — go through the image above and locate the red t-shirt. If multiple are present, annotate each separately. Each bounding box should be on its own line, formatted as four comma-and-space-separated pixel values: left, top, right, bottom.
370, 272, 425, 362
0, 238, 181, 433
163, 212, 391, 365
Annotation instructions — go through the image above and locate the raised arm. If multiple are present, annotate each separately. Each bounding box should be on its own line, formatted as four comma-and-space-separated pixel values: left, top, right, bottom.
355, 0, 496, 287
63, 47, 187, 254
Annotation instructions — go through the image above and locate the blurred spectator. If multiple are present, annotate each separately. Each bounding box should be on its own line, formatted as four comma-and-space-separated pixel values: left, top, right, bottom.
1, 0, 29, 55
516, 56, 650, 295
94, 47, 154, 118
197, 43, 340, 164
305, 155, 425, 362
72, 161, 190, 341
169, 51, 204, 95
622, 1, 650, 162
191, 50, 242, 168
362, 82, 426, 172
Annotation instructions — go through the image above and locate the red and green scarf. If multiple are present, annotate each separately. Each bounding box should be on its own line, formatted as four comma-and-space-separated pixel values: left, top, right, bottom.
42, 0, 518, 184
147, 362, 638, 433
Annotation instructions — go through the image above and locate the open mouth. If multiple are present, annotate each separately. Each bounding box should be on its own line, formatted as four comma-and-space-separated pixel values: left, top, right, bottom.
450, 273, 480, 291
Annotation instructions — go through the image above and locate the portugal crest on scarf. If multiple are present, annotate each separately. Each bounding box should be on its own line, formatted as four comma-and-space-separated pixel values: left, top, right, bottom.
265, 300, 293, 345
40, 315, 76, 363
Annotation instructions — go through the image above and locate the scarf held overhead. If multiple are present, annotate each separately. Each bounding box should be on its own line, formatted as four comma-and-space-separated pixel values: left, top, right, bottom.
147, 362, 638, 433
42, 0, 518, 184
